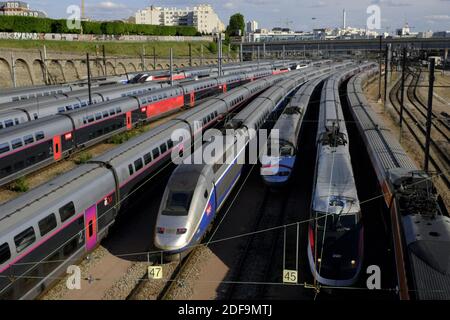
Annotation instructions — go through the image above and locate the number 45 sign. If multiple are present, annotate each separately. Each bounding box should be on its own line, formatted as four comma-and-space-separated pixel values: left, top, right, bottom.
283, 269, 298, 284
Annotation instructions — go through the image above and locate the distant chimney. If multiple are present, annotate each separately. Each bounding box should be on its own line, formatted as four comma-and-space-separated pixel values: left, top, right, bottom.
343, 9, 346, 29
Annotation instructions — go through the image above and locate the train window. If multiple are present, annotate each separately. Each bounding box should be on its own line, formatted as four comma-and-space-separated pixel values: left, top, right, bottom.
134, 158, 143, 171
59, 202, 75, 223
167, 139, 173, 149
140, 98, 147, 104
58, 107, 65, 113
11, 138, 23, 150
12, 97, 19, 102
152, 148, 160, 159
0, 242, 11, 264
35, 131, 44, 141
143, 152, 152, 165
81, 102, 87, 107
38, 213, 57, 237
14, 227, 36, 253
128, 164, 134, 176
14, 118, 19, 125
87, 115, 94, 123
163, 192, 192, 215
158, 95, 162, 99
109, 109, 116, 116
0, 143, 10, 154
33, 113, 38, 120
24, 135, 34, 145
20, 95, 27, 100
5, 119, 14, 128
103, 111, 109, 118
116, 107, 122, 113
95, 113, 102, 120
160, 143, 167, 154
0, 122, 3, 129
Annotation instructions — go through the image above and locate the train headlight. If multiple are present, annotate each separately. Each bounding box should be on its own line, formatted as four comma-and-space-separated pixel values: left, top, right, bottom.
141, 107, 147, 112
176, 228, 187, 235
351, 260, 356, 267
157, 227, 165, 234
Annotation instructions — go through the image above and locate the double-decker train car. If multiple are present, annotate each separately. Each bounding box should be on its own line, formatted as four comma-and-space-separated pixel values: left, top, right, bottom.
347, 69, 450, 300
0, 71, 292, 300
0, 69, 276, 186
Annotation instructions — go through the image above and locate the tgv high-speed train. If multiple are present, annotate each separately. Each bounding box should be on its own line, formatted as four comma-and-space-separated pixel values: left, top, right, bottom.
307, 65, 373, 287
154, 65, 336, 259
0, 70, 294, 300
0, 69, 275, 186
347, 69, 450, 300
260, 74, 329, 186
0, 62, 295, 130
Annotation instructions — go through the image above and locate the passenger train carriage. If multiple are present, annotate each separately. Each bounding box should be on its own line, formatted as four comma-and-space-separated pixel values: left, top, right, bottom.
0, 69, 275, 186
0, 68, 307, 300
153, 64, 344, 259
259, 63, 352, 186
307, 64, 374, 287
347, 69, 450, 300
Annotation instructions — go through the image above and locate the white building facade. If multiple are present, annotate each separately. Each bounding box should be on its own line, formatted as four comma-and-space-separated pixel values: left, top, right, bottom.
246, 20, 258, 33
135, 4, 225, 34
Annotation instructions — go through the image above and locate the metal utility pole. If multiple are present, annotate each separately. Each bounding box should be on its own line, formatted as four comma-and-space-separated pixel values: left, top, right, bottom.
399, 47, 407, 130
141, 45, 146, 71
11, 53, 16, 88
257, 46, 260, 68
169, 48, 173, 86
383, 44, 389, 109
283, 45, 286, 60
102, 45, 107, 75
263, 43, 266, 59
189, 43, 192, 67
424, 58, 435, 172
201, 44, 204, 66
240, 43, 243, 62
153, 47, 156, 69
217, 33, 223, 76
86, 53, 92, 105
378, 35, 383, 101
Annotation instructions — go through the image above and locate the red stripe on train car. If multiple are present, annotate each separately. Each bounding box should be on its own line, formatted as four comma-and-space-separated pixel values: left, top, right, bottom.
145, 95, 185, 118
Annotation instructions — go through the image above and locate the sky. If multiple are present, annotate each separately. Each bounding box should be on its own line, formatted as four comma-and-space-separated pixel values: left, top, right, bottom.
26, 0, 450, 32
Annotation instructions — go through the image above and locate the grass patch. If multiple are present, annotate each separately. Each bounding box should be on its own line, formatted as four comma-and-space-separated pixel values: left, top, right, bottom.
108, 127, 147, 144
8, 177, 29, 192
0, 39, 235, 58
74, 151, 93, 164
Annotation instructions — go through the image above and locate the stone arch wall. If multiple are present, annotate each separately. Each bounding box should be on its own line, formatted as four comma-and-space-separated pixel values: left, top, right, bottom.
105, 62, 115, 76
64, 60, 79, 81
0, 58, 12, 88
127, 63, 137, 72
116, 62, 126, 75
15, 59, 33, 87
146, 63, 154, 70
156, 64, 163, 70
48, 60, 65, 83
32, 59, 45, 85
93, 61, 104, 76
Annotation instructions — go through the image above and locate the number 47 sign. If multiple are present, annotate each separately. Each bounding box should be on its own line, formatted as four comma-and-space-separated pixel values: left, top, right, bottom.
148, 266, 163, 280
283, 269, 298, 284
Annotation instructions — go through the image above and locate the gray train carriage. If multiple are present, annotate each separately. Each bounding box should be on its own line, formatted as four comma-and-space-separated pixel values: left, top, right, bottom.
347, 70, 450, 300
0, 70, 284, 300
308, 66, 367, 288
154, 67, 323, 258
260, 74, 331, 186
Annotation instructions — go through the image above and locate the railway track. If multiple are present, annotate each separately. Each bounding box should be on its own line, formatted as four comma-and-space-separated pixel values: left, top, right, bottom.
388, 71, 450, 188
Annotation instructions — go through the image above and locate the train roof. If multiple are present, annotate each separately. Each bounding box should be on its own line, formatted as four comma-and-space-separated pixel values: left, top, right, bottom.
313, 147, 361, 214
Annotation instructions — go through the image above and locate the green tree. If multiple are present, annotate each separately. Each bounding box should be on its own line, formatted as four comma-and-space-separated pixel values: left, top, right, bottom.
226, 13, 245, 37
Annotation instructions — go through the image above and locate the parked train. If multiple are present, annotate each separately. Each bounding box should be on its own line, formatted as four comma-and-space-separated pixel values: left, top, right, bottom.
0, 68, 276, 186
0, 61, 298, 130
153, 65, 341, 259
260, 75, 329, 186
307, 65, 373, 287
347, 69, 450, 300
0, 68, 306, 300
